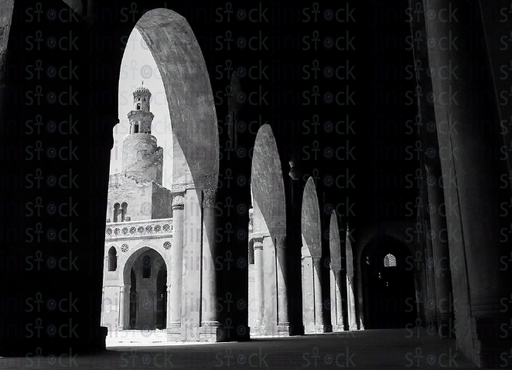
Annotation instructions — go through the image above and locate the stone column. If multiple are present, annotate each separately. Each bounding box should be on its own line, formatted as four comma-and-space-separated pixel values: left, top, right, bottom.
253, 237, 264, 335
181, 189, 203, 341
424, 221, 438, 330
331, 269, 344, 331
312, 256, 325, 332
423, 1, 512, 365
289, 152, 303, 336
200, 188, 221, 341
275, 236, 290, 335
262, 235, 277, 335
119, 284, 130, 329
425, 164, 454, 337
168, 194, 184, 340
345, 228, 358, 330
166, 284, 172, 328
302, 252, 314, 333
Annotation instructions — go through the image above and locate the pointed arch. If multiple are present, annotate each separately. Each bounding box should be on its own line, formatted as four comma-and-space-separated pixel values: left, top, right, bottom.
251, 124, 286, 238
249, 124, 289, 336
134, 9, 219, 190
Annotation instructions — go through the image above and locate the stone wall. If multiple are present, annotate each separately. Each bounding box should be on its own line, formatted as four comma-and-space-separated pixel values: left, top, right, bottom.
151, 183, 173, 219
107, 174, 153, 221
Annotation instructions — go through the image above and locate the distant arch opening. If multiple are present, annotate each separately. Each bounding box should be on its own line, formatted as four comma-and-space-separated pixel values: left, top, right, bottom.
127, 249, 167, 330
384, 254, 396, 267
362, 239, 416, 329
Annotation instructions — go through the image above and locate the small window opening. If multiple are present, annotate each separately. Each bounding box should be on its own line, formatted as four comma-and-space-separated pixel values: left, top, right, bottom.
113, 203, 120, 222
121, 202, 127, 222
108, 247, 117, 271
384, 254, 396, 267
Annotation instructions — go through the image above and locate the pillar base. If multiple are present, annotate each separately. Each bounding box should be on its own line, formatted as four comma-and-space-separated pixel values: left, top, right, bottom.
305, 324, 329, 334
167, 323, 181, 341
250, 326, 265, 336
277, 323, 292, 336
332, 324, 344, 332
465, 316, 512, 368
200, 321, 222, 342
315, 325, 329, 333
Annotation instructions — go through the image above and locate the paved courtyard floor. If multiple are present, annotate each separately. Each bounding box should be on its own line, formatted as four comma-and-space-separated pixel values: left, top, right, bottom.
1, 328, 479, 369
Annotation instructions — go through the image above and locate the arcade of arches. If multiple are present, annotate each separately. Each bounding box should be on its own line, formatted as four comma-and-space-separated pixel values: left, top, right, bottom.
1, 1, 512, 369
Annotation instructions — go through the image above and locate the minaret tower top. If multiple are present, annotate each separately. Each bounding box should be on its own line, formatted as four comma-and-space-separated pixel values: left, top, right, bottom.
127, 81, 155, 134
122, 82, 163, 184
133, 81, 151, 111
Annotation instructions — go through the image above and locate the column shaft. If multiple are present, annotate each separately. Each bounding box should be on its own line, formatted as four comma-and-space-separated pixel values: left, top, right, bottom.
254, 239, 264, 329
170, 196, 184, 324
120, 284, 130, 329
200, 188, 221, 342
312, 256, 324, 329
201, 206, 217, 322
166, 285, 172, 328
425, 164, 454, 336
334, 270, 343, 329
276, 236, 289, 327
424, 1, 512, 365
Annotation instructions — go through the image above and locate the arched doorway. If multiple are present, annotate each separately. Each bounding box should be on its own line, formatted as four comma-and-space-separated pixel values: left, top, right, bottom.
127, 248, 167, 330
362, 238, 416, 329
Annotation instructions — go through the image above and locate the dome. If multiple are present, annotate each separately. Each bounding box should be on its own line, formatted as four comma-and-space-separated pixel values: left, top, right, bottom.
133, 81, 151, 97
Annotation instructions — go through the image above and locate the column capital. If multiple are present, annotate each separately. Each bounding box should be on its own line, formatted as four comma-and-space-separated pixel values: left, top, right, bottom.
202, 187, 218, 208
275, 235, 286, 248
253, 237, 264, 249
172, 193, 185, 210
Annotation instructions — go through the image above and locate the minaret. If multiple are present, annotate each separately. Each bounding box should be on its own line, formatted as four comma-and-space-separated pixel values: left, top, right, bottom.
121, 82, 163, 184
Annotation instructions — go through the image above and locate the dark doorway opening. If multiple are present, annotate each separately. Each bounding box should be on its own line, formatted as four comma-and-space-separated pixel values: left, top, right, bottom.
128, 249, 167, 330
362, 239, 417, 329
